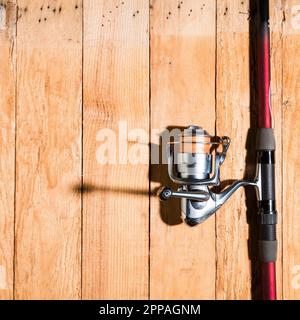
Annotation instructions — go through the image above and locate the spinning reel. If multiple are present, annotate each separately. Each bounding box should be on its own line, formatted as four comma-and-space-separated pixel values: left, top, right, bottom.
158, 125, 259, 225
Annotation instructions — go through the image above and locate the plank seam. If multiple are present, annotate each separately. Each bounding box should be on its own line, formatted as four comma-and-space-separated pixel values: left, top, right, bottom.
280, 0, 284, 299
13, 0, 18, 301
81, 0, 84, 301
148, 0, 151, 301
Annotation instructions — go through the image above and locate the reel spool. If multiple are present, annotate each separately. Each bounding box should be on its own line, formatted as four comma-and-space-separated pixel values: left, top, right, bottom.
172, 125, 227, 182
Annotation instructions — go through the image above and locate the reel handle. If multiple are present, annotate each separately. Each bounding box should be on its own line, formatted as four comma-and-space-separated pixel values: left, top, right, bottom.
158, 187, 210, 202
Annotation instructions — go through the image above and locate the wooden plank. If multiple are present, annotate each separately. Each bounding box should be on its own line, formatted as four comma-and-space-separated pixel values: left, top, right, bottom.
150, 0, 216, 299
216, 0, 252, 299
216, 0, 283, 300
82, 0, 149, 299
0, 0, 16, 300
283, 0, 300, 300
15, 1, 82, 299
269, 0, 283, 300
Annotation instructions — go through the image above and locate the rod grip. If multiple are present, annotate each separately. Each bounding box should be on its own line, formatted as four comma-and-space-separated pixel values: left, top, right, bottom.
259, 240, 277, 263
257, 128, 277, 263
256, 128, 276, 151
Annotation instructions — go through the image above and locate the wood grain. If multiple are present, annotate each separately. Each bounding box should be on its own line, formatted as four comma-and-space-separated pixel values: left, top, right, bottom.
0, 0, 296, 300
82, 0, 149, 299
283, 0, 300, 300
0, 0, 16, 299
150, 0, 216, 299
15, 0, 82, 299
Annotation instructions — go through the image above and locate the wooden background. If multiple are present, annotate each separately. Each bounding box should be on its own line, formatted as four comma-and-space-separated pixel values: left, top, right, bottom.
0, 0, 299, 300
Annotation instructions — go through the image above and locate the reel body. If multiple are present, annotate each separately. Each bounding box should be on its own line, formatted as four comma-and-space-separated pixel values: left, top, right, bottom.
158, 125, 258, 225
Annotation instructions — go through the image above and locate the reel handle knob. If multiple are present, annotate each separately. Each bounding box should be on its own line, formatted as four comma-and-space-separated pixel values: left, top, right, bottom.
158, 187, 173, 201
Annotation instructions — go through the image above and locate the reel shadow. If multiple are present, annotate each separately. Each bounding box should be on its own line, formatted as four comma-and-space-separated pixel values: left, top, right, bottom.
70, 126, 185, 227
150, 126, 187, 226
71, 183, 151, 197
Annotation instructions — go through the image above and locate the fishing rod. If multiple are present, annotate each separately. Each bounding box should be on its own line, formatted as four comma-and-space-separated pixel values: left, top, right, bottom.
256, 0, 277, 300
158, 0, 277, 300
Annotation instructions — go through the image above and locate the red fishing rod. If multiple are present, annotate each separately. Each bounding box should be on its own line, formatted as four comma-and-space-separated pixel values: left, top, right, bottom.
157, 0, 277, 300
256, 0, 277, 300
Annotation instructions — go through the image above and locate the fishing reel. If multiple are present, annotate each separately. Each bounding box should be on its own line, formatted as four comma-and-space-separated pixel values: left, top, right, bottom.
158, 125, 258, 225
